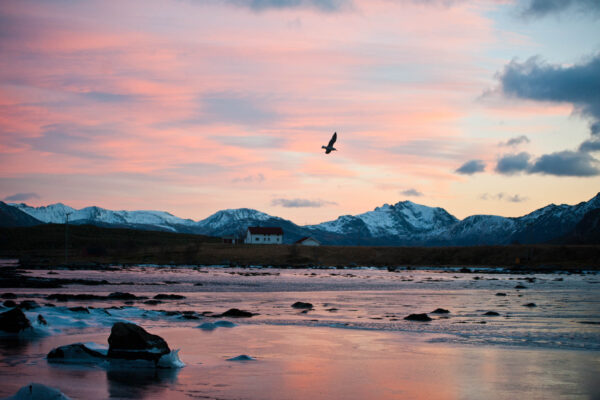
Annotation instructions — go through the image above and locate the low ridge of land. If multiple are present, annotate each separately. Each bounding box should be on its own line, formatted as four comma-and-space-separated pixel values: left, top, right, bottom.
1, 224, 599, 269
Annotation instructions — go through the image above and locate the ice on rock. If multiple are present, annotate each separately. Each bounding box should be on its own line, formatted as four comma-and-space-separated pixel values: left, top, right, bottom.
47, 343, 106, 364
5, 382, 71, 400
157, 349, 186, 368
197, 320, 237, 330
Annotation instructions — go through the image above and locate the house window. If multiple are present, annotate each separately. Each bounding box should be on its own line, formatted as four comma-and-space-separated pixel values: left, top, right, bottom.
255, 237, 259, 241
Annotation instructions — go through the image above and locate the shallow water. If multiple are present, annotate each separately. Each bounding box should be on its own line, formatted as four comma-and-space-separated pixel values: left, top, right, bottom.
2, 266, 600, 399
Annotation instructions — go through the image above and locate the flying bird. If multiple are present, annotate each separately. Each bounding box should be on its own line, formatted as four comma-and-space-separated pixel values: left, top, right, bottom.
322, 132, 337, 154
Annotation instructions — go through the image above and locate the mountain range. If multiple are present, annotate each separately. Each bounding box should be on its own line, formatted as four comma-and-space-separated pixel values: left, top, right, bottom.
2, 192, 600, 245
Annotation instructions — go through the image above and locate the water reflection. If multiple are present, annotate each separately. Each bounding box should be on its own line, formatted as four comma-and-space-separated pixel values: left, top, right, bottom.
106, 366, 180, 399
0, 337, 32, 358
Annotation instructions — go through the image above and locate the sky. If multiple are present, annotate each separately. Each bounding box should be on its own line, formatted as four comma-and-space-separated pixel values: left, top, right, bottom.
1, 0, 599, 224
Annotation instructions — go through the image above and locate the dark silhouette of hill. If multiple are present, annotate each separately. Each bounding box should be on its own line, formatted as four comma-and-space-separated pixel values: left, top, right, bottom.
0, 201, 43, 227
1, 223, 599, 269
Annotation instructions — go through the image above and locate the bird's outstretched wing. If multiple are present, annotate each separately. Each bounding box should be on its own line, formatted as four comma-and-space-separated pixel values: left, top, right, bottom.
328, 132, 337, 147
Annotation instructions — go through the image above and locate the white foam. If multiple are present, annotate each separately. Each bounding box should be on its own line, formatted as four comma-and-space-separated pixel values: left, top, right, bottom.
157, 349, 186, 368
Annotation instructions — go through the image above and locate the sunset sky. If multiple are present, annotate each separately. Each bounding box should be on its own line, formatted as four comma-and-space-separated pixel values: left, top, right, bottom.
1, 0, 599, 224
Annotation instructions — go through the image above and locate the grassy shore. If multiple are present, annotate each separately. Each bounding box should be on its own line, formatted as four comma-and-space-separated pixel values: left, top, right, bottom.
1, 224, 599, 269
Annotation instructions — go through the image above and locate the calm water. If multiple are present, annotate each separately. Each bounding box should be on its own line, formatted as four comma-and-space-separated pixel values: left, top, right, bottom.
1, 266, 599, 399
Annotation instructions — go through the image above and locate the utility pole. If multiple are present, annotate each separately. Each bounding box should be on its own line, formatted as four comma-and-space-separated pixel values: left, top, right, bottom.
65, 212, 72, 265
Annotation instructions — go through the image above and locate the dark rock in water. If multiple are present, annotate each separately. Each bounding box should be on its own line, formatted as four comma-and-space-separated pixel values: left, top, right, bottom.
153, 294, 186, 300
404, 313, 432, 322
47, 293, 104, 302
495, 293, 507, 296
0, 293, 17, 299
3, 300, 16, 308
108, 292, 143, 300
459, 267, 471, 273
483, 311, 500, 316
180, 314, 200, 320
216, 308, 255, 318
108, 322, 170, 362
48, 343, 106, 361
18, 300, 39, 310
227, 354, 256, 361
194, 282, 203, 286
292, 302, 313, 309
68, 306, 90, 313
37, 314, 47, 325
144, 300, 163, 305
431, 308, 450, 314
0, 307, 31, 333
523, 303, 537, 307
515, 284, 527, 289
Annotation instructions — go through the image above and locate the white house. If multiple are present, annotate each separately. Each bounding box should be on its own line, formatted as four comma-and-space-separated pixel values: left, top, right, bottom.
295, 236, 321, 246
245, 226, 283, 244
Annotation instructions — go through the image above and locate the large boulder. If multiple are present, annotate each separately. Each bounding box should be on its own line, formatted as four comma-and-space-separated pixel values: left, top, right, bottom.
107, 322, 170, 362
0, 307, 31, 333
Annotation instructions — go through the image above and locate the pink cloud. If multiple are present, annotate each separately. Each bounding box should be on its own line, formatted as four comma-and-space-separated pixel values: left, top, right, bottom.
2, 0, 583, 223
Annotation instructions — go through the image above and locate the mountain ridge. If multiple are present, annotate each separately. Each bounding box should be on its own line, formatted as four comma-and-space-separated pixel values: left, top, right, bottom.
6, 192, 600, 245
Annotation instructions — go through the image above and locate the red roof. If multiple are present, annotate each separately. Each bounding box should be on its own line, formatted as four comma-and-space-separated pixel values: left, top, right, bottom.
247, 226, 283, 235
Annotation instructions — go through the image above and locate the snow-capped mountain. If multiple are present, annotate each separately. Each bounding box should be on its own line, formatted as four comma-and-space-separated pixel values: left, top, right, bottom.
196, 208, 272, 234
10, 203, 198, 233
308, 201, 458, 244
6, 192, 600, 245
194, 208, 308, 241
432, 193, 600, 245
437, 215, 517, 245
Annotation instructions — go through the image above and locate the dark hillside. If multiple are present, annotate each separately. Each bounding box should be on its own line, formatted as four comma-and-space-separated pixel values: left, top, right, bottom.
0, 202, 43, 227
556, 208, 600, 244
